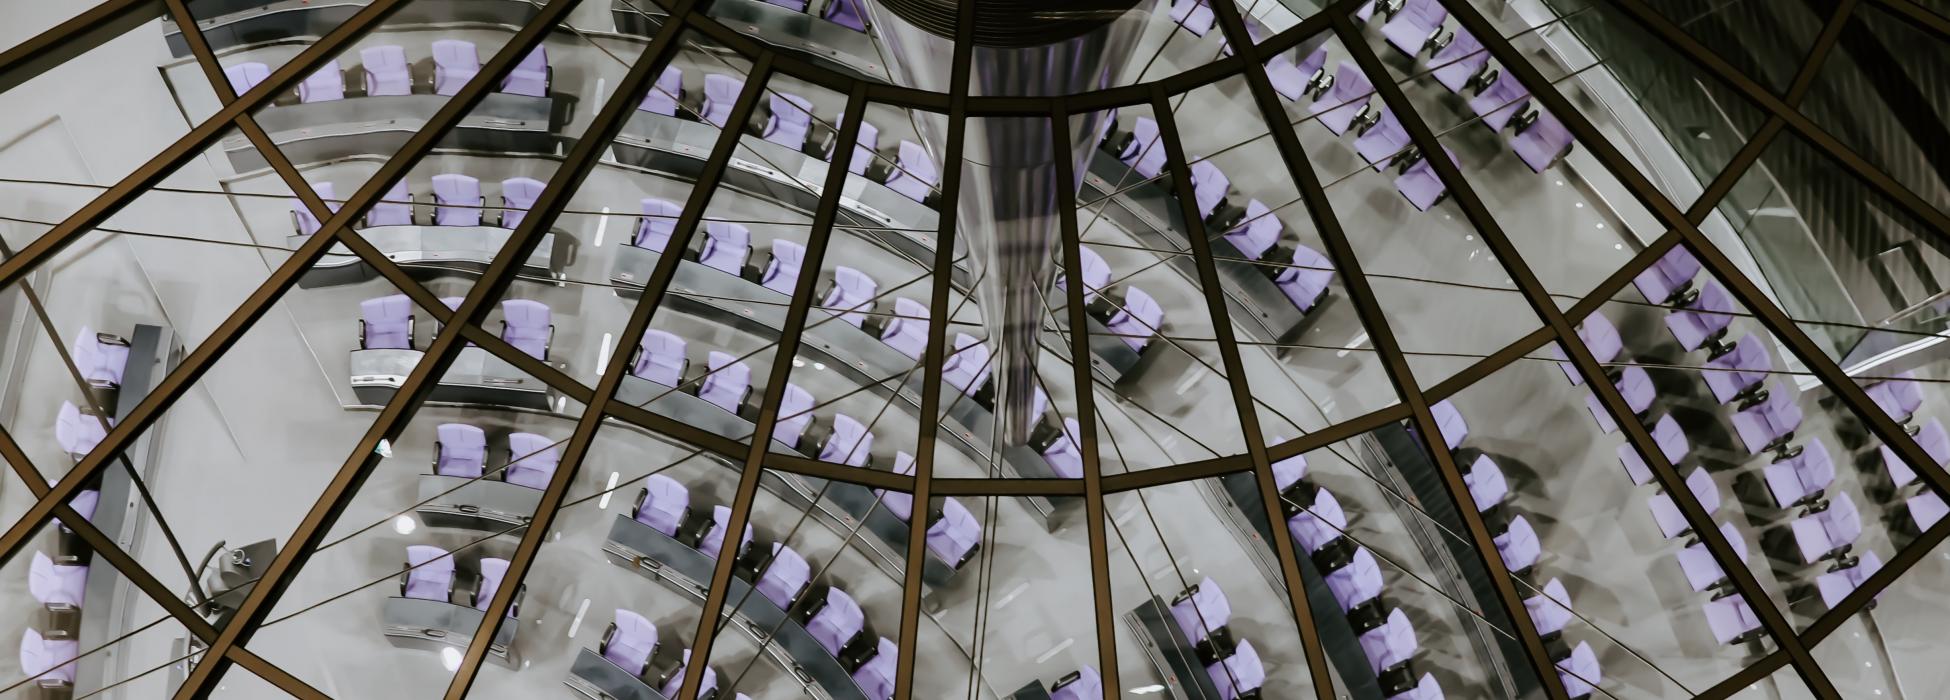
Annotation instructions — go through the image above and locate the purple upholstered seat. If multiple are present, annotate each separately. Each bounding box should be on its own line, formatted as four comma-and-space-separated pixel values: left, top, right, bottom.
1123, 117, 1168, 179
641, 66, 683, 116
474, 557, 510, 612
1206, 639, 1266, 699
505, 432, 560, 490
762, 92, 816, 151
1287, 487, 1348, 554
1701, 333, 1770, 403
402, 545, 455, 601
702, 73, 743, 127
762, 239, 806, 295
700, 504, 752, 560
1168, 576, 1231, 644
1703, 596, 1762, 645
884, 140, 940, 203
632, 329, 687, 387
941, 334, 993, 394
1387, 673, 1444, 700
499, 299, 551, 359
432, 173, 483, 226
699, 351, 752, 414
1358, 609, 1418, 675
1617, 413, 1687, 486
756, 543, 811, 609
819, 413, 875, 467
1524, 577, 1572, 637
1040, 417, 1086, 479
432, 40, 480, 96
1647, 467, 1720, 539
434, 423, 487, 478
1313, 61, 1376, 136
367, 180, 412, 226
62, 490, 99, 532
1634, 246, 1702, 305
1225, 200, 1281, 260
852, 637, 897, 700
1430, 28, 1488, 93
1557, 312, 1622, 384
1510, 110, 1575, 172
1867, 371, 1924, 425
1664, 280, 1736, 354
1676, 522, 1747, 593
29, 551, 87, 607
634, 197, 682, 251
1557, 641, 1600, 698
698, 220, 751, 275
299, 60, 345, 103
927, 497, 982, 566
1430, 399, 1467, 451
659, 649, 716, 698
1380, 0, 1449, 56
880, 297, 932, 360
1324, 547, 1382, 611
1910, 492, 1948, 530
292, 180, 337, 236
1170, 0, 1216, 35
361, 45, 411, 96
358, 295, 412, 350
1272, 448, 1308, 493
1050, 666, 1104, 700
1731, 385, 1802, 456
55, 401, 105, 458
602, 609, 658, 674
848, 120, 880, 174
224, 61, 269, 95
1058, 245, 1112, 302
1816, 550, 1884, 609
1790, 491, 1861, 564
823, 266, 878, 327
1582, 364, 1654, 433
822, 0, 868, 31
806, 586, 866, 656
1105, 287, 1164, 351
1464, 453, 1508, 512
1764, 438, 1835, 508
1468, 71, 1531, 132
19, 629, 78, 685
1395, 147, 1459, 212
876, 452, 916, 521
1354, 108, 1412, 169
498, 177, 545, 229
774, 383, 816, 448
635, 474, 689, 537
1277, 244, 1335, 313
1882, 418, 1949, 489
1494, 514, 1539, 572
1189, 160, 1232, 223
501, 46, 549, 97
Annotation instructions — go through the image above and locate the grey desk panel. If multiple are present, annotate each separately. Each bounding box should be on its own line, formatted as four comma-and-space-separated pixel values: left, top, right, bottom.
567, 648, 671, 700
169, 0, 541, 55
1123, 597, 1224, 700
225, 93, 559, 171
601, 516, 872, 700
350, 346, 554, 409
1010, 682, 1054, 700
291, 227, 559, 286
349, 348, 425, 406
611, 0, 886, 82
821, 481, 956, 588
415, 474, 543, 534
380, 597, 518, 666
1044, 314, 1150, 386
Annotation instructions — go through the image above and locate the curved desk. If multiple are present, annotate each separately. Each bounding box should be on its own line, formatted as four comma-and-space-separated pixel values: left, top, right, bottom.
294, 225, 562, 287
612, 0, 887, 82
1123, 596, 1226, 700
380, 596, 518, 667
567, 648, 674, 700
350, 346, 557, 410
168, 0, 543, 55
225, 92, 561, 172
415, 474, 545, 534
602, 514, 878, 700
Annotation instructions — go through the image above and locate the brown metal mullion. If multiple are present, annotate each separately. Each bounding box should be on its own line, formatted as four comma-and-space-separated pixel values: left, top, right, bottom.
162, 2, 608, 694
1782, 0, 1861, 104
225, 647, 332, 700
1146, 82, 1337, 699
1049, 99, 1123, 699
1331, 14, 1838, 697
0, 0, 160, 95
1870, 0, 1950, 41
457, 324, 598, 404
673, 64, 859, 700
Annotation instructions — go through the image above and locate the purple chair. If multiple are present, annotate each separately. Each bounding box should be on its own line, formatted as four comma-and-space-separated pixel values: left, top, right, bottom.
1395, 147, 1459, 211
291, 180, 337, 236
501, 46, 549, 97
434, 423, 487, 478
367, 180, 412, 227
1105, 287, 1164, 351
1816, 550, 1884, 609
1276, 244, 1335, 313
698, 351, 752, 414
1225, 200, 1281, 260
1617, 413, 1688, 486
1206, 639, 1266, 699
641, 66, 683, 116
1188, 160, 1235, 225
1168, 576, 1231, 644
505, 432, 560, 490
1648, 467, 1720, 539
634, 474, 689, 537
1272, 448, 1308, 493
658, 649, 716, 698
1524, 578, 1572, 637
762, 239, 806, 295
1703, 596, 1763, 645
763, 92, 816, 150
1049, 667, 1104, 700
602, 609, 658, 675
880, 297, 932, 360
1430, 399, 1468, 451
1265, 44, 1329, 101
1288, 488, 1348, 554
1676, 522, 1747, 594
1430, 28, 1489, 93
1495, 514, 1539, 573
55, 401, 105, 459
927, 497, 983, 566
1358, 609, 1418, 675
29, 551, 87, 607
852, 637, 897, 700
224, 61, 269, 95
634, 197, 683, 251
62, 490, 100, 533
401, 545, 455, 602
361, 45, 412, 96
1557, 641, 1600, 698
819, 413, 875, 466
822, 266, 878, 327
432, 40, 481, 96
1731, 384, 1803, 458
1510, 110, 1575, 172
702, 74, 743, 127
1464, 453, 1508, 513
941, 334, 993, 394
876, 452, 916, 521
299, 60, 345, 103
700, 504, 753, 560
1790, 491, 1861, 565
1059, 245, 1112, 302
698, 221, 752, 275
806, 586, 867, 656
1380, 0, 1449, 56
1171, 0, 1216, 36
1040, 417, 1086, 479
1468, 71, 1531, 132
632, 329, 688, 387
774, 383, 816, 448
1313, 61, 1377, 136
499, 299, 552, 359
1122, 117, 1168, 179
1663, 281, 1737, 355
1866, 371, 1924, 425
473, 557, 516, 614
1881, 418, 1949, 489
1582, 365, 1655, 434
498, 177, 545, 229
19, 629, 77, 686
822, 0, 868, 31
756, 543, 811, 609
359, 295, 413, 350
1354, 108, 1412, 169
884, 140, 940, 203
1910, 492, 1948, 531
1387, 673, 1443, 700
1324, 547, 1382, 612
1702, 333, 1771, 404
1557, 312, 1623, 384
432, 173, 483, 226
1764, 438, 1834, 509
1634, 246, 1703, 305
847, 120, 880, 174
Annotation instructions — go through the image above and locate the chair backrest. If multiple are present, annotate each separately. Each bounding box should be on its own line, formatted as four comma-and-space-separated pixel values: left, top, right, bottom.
1354, 109, 1411, 166
1276, 244, 1336, 313
1430, 28, 1487, 92
404, 545, 454, 600
29, 551, 87, 606
1795, 438, 1836, 491
823, 0, 868, 31
756, 542, 811, 609
1512, 110, 1575, 173
806, 586, 867, 655
851, 638, 898, 700
1169, 576, 1232, 643
1189, 160, 1231, 220
925, 496, 982, 564
1106, 287, 1163, 350
361, 45, 412, 96
762, 239, 807, 295
366, 180, 412, 226
501, 46, 549, 97
292, 180, 338, 236
1524, 577, 1573, 635
1922, 419, 1950, 465
700, 504, 752, 559
703, 73, 744, 126
659, 649, 717, 697
1400, 0, 1449, 26
1226, 200, 1281, 260
63, 490, 100, 531
820, 413, 875, 466
1271, 448, 1307, 492
876, 451, 918, 521
505, 432, 561, 489
1040, 417, 1085, 479
360, 294, 414, 349
825, 266, 878, 326
475, 558, 509, 611
1692, 281, 1736, 333
1429, 399, 1467, 450
499, 177, 546, 229
19, 629, 78, 684
634, 329, 687, 386
432, 39, 481, 96
604, 609, 658, 672
1323, 547, 1381, 610
764, 92, 816, 150
55, 401, 106, 456
884, 140, 939, 202
435, 423, 487, 478
1127, 117, 1168, 178
500, 299, 551, 359
432, 173, 482, 226
1824, 491, 1863, 544
642, 65, 683, 115
1559, 641, 1600, 697
775, 383, 816, 447
1049, 667, 1104, 700
699, 351, 752, 413
849, 120, 881, 174
1649, 413, 1689, 463
224, 62, 270, 95
1498, 514, 1539, 568
635, 197, 683, 251
1358, 609, 1418, 674
1579, 313, 1623, 363
881, 297, 932, 360
1703, 596, 1759, 644
699, 220, 751, 275
1207, 638, 1266, 697
299, 59, 345, 103
942, 334, 992, 393
636, 474, 690, 535
1324, 59, 1374, 106
1067, 246, 1111, 301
